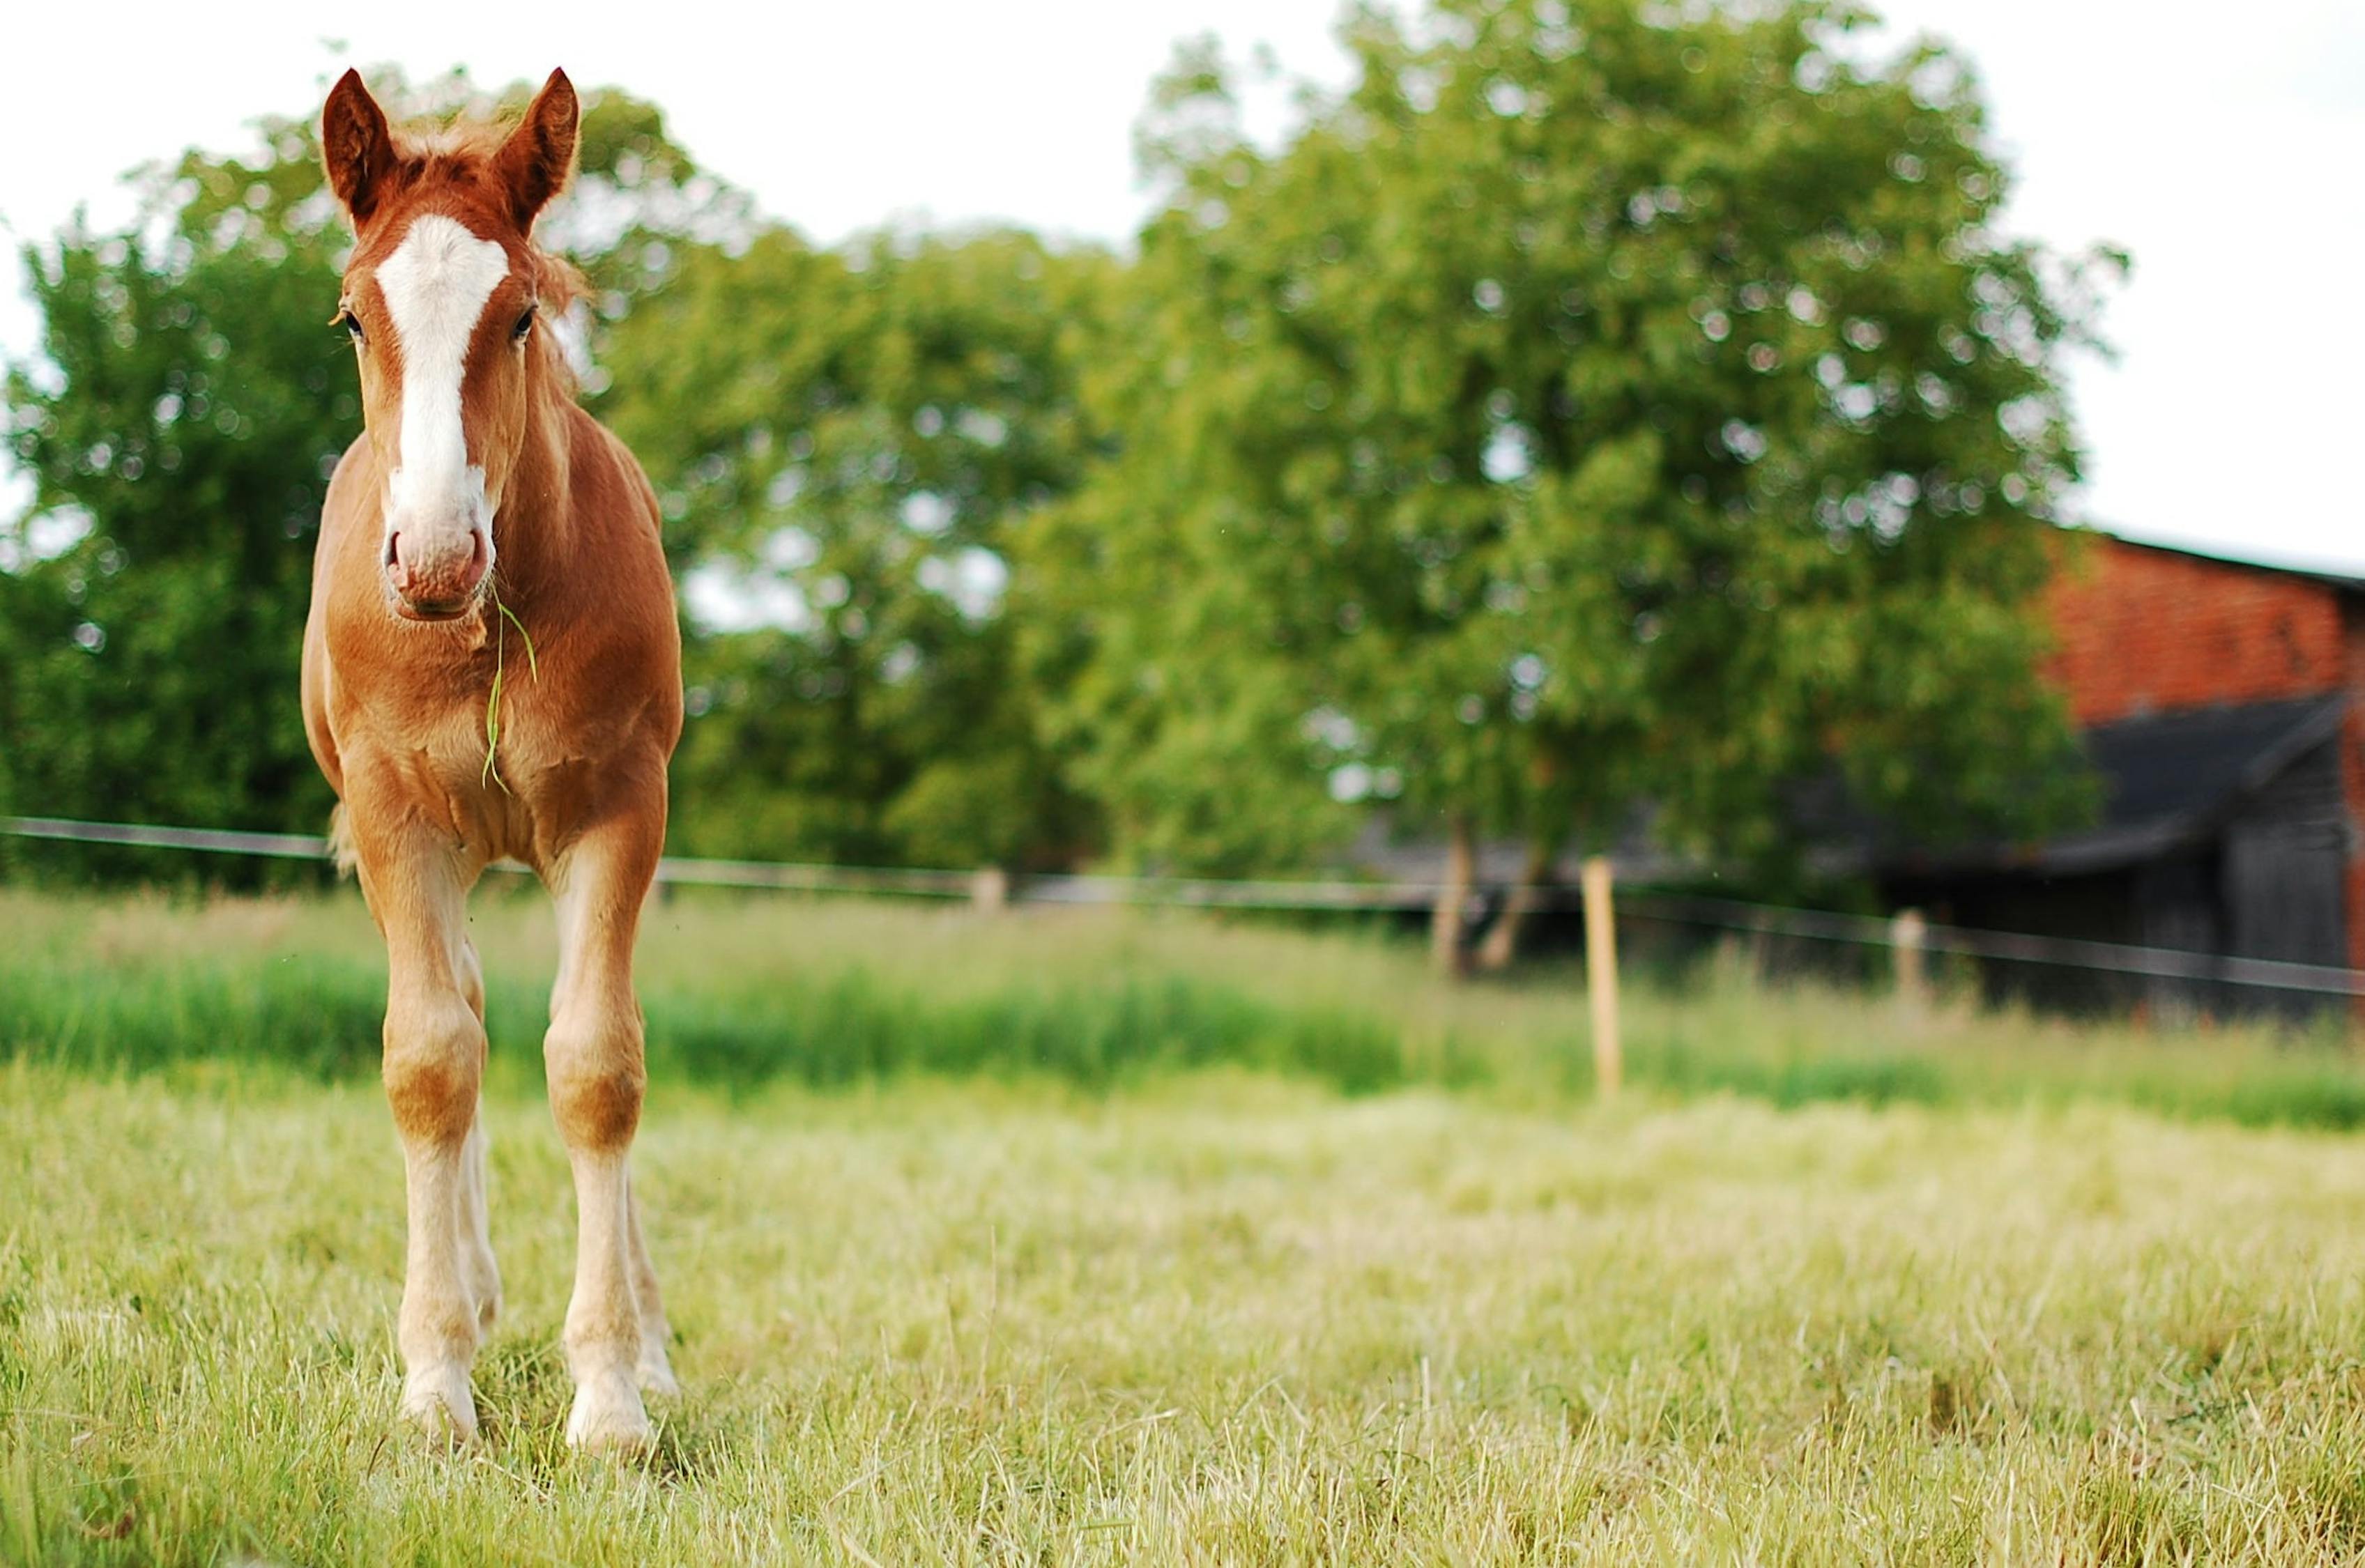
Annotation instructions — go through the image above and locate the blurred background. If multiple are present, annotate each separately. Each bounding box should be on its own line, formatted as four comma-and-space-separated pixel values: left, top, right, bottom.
3, 0, 2362, 1026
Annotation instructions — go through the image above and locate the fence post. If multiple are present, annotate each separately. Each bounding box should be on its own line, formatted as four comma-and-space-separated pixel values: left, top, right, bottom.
1582, 854, 1621, 1098
1430, 815, 1476, 978
971, 865, 1009, 914
1892, 907, 1929, 1013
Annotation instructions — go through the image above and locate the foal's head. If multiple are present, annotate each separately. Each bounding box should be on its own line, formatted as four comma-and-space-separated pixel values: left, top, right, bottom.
320, 70, 580, 622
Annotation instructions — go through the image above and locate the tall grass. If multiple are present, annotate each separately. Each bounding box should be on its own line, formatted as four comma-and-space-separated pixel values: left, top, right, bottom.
0, 898, 1405, 1095
3, 885, 2362, 1125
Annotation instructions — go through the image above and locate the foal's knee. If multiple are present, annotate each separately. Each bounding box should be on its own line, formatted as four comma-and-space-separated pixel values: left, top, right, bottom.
383, 1001, 487, 1145
544, 1017, 645, 1151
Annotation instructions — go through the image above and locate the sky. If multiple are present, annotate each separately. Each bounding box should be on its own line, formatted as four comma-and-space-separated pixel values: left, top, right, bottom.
1, 0, 2359, 571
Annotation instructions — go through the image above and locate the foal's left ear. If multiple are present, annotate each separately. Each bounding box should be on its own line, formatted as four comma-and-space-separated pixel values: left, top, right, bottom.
493, 69, 579, 232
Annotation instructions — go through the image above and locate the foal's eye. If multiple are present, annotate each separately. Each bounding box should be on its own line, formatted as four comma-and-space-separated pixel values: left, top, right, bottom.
512, 307, 536, 343
333, 309, 365, 346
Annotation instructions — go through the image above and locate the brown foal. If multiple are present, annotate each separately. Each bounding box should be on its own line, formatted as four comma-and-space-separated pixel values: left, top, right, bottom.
300, 68, 683, 1452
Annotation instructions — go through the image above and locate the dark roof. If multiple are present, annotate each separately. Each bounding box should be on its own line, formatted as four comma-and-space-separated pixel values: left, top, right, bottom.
2095, 530, 2365, 594
2089, 695, 2343, 831
1886, 693, 2348, 877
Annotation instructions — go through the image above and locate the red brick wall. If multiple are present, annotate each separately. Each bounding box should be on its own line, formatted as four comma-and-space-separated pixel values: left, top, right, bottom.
2044, 539, 2348, 727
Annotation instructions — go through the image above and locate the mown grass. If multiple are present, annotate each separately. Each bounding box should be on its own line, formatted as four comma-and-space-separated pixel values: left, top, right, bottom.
3, 884, 2362, 1127
12, 889, 2365, 1560
13, 1068, 2365, 1562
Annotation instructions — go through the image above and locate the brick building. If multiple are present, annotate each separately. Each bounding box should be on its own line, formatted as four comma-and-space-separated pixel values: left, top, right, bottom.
1881, 532, 2365, 1018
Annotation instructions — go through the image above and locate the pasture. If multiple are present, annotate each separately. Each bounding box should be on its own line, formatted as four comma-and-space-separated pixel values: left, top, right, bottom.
9, 889, 2365, 1562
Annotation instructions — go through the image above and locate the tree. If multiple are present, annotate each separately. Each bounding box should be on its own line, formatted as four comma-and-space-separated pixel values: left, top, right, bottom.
600, 226, 1115, 870
1043, 0, 2106, 962
0, 70, 730, 877
0, 154, 351, 867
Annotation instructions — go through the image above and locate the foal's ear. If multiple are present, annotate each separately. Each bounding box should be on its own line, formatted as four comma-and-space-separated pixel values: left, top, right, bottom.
493, 70, 579, 232
322, 70, 400, 227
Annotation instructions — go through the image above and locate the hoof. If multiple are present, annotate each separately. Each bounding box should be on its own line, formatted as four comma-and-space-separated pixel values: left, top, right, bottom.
401, 1365, 480, 1447
637, 1343, 682, 1400
566, 1373, 654, 1454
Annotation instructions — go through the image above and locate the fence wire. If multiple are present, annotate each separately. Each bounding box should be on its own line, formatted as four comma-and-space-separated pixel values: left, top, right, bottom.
6, 813, 2362, 999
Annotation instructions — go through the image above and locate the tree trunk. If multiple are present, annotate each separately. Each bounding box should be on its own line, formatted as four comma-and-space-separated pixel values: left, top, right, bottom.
1429, 814, 1476, 978
1474, 833, 1562, 973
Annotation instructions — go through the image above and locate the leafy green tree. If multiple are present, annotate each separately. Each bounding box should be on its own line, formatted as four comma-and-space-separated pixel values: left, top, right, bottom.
1046, 0, 2105, 960
601, 226, 1115, 869
0, 167, 349, 869
0, 70, 730, 879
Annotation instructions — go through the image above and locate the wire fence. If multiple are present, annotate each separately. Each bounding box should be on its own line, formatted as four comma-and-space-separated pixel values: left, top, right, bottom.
7, 813, 2364, 1002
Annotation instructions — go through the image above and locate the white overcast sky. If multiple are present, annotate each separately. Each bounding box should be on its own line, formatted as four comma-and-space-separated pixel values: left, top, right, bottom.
2, 0, 2359, 571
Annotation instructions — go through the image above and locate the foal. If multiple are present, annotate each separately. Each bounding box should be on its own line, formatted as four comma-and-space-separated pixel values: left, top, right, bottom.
300, 69, 683, 1452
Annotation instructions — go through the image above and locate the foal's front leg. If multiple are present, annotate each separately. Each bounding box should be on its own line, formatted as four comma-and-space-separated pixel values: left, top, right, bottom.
546, 815, 669, 1452
353, 827, 491, 1443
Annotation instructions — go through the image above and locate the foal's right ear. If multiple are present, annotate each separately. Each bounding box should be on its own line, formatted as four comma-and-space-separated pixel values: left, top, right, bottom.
322, 69, 397, 227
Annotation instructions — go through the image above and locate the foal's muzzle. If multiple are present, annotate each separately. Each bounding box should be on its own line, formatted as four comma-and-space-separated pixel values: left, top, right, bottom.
385, 526, 491, 621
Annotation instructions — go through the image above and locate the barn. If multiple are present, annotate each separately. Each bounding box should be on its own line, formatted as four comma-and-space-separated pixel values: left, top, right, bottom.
1355, 528, 2365, 1018
1875, 533, 2365, 1020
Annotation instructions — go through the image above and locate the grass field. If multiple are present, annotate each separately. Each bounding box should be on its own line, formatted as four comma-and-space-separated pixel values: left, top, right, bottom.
10, 888, 2365, 1562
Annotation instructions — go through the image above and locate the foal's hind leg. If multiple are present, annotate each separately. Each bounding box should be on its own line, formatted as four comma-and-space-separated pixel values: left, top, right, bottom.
457, 940, 501, 1334
350, 810, 489, 1445
625, 1171, 678, 1397
545, 812, 666, 1452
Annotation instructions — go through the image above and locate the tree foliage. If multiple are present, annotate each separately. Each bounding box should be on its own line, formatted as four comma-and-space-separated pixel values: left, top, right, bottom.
600, 227, 1115, 868
2, 5, 2113, 914
0, 138, 350, 853
1047, 0, 2106, 879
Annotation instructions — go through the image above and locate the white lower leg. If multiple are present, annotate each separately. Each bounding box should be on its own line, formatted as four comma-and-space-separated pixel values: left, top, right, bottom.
398, 1135, 481, 1443
562, 1146, 652, 1451
544, 832, 664, 1452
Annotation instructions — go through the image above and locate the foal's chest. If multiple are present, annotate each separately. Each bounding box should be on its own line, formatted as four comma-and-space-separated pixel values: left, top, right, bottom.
329, 620, 648, 861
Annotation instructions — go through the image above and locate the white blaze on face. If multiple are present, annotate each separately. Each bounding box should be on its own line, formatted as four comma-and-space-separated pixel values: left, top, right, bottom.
376, 214, 511, 549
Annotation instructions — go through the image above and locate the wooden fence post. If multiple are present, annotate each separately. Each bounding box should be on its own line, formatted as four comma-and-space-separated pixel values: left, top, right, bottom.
1430, 816, 1476, 978
971, 866, 1009, 914
1582, 854, 1621, 1098
1892, 907, 1929, 1014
